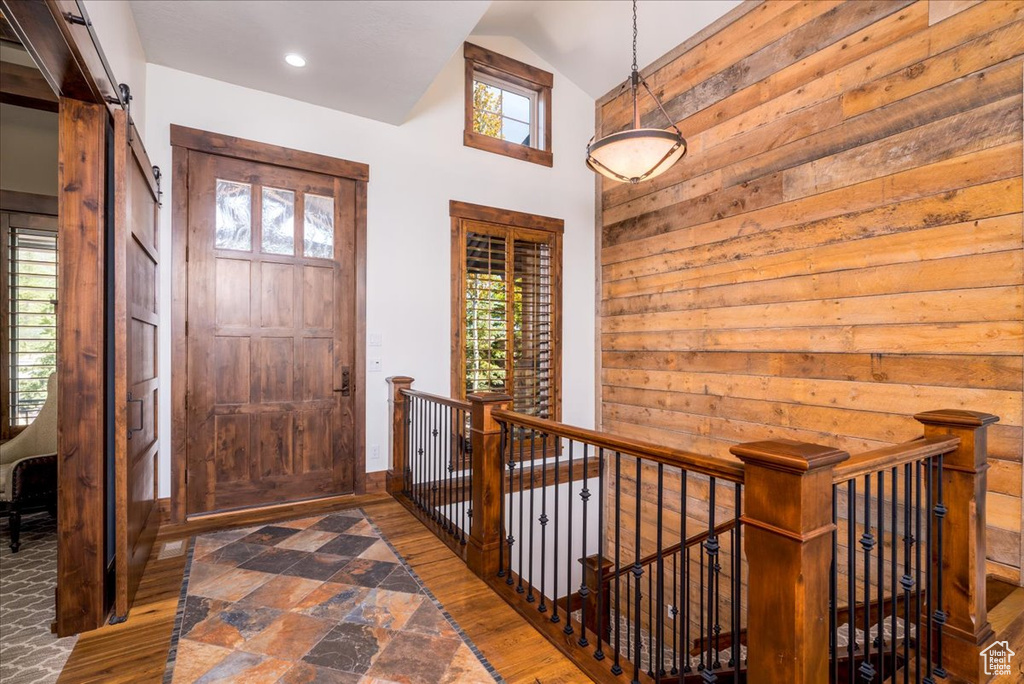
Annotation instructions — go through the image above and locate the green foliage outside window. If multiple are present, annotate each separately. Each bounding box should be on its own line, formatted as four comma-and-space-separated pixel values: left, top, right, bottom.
9, 234, 57, 426
464, 272, 524, 396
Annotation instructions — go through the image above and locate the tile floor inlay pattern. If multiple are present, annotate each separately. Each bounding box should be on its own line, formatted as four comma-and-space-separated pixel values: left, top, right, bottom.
0, 512, 78, 684
165, 509, 499, 683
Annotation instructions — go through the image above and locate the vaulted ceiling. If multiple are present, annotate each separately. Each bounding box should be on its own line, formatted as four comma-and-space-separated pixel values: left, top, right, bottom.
129, 0, 739, 125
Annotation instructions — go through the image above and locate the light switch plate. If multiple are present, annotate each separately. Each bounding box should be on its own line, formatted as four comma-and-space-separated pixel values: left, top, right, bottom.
369, 358, 382, 372
369, 333, 383, 347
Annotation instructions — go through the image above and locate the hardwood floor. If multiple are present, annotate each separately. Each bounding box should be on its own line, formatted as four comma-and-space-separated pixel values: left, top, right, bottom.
57, 495, 588, 683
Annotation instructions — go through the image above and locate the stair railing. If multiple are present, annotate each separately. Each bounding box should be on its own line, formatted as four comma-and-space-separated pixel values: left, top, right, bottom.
386, 376, 997, 684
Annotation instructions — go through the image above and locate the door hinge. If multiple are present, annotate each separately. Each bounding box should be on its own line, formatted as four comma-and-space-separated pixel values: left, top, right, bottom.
185, 469, 188, 484
184, 320, 189, 336
185, 244, 189, 262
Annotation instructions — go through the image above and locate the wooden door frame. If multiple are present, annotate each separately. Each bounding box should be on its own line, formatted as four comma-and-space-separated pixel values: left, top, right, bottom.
2, 0, 136, 637
169, 125, 369, 524
449, 200, 564, 420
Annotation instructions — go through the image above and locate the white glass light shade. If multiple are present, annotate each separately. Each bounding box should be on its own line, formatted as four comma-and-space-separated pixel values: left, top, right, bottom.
586, 128, 686, 184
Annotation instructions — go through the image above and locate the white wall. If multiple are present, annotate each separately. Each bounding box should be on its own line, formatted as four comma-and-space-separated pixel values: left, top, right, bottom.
82, 0, 147, 137
0, 104, 58, 196
144, 36, 596, 498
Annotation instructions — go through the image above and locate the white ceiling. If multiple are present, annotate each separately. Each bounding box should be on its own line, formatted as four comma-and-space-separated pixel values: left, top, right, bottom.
474, 1, 742, 100
129, 1, 491, 125
129, 0, 739, 125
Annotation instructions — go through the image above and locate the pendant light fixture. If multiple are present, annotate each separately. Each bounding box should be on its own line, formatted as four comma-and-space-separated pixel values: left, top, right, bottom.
586, 0, 687, 184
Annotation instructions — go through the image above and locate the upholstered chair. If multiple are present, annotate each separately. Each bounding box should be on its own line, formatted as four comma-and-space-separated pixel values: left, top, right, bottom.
0, 372, 58, 552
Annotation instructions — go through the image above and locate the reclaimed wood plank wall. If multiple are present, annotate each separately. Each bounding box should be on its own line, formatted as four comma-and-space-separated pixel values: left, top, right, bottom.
597, 0, 1024, 583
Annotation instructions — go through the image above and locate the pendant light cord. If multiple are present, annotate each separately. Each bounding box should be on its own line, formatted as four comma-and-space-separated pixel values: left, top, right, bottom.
631, 0, 638, 74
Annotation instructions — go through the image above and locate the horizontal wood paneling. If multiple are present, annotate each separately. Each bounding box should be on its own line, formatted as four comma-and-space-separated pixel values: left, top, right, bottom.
598, 0, 1024, 583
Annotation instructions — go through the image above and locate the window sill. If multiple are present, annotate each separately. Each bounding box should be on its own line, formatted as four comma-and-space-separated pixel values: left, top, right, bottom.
464, 131, 553, 168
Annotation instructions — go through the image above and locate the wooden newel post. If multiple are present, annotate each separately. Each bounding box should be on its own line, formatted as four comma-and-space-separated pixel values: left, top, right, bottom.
466, 392, 510, 578
731, 439, 850, 684
385, 376, 414, 495
582, 554, 613, 641
914, 409, 999, 683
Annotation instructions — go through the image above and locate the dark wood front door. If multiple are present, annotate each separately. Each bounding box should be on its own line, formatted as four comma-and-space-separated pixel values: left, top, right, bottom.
185, 151, 356, 515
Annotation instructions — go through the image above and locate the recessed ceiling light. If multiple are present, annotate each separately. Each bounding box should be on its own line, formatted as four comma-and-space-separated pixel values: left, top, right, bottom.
285, 53, 306, 68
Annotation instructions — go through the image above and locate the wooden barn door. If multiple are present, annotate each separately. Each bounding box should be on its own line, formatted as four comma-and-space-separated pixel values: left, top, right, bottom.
112, 110, 161, 619
185, 151, 357, 515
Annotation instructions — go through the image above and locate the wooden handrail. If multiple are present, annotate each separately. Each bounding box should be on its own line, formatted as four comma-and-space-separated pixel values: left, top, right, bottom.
492, 408, 746, 484
401, 388, 472, 411
602, 518, 739, 584
831, 435, 960, 484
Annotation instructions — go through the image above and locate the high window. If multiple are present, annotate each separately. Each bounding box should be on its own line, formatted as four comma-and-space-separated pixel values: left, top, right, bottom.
1, 214, 57, 435
464, 43, 553, 168
450, 201, 562, 419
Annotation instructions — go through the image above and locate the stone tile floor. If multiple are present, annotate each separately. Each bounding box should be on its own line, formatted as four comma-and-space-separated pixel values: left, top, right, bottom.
0, 511, 77, 684
166, 509, 499, 684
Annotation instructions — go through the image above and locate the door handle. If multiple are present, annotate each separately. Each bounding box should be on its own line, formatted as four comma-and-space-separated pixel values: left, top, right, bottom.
127, 391, 144, 440
336, 367, 351, 397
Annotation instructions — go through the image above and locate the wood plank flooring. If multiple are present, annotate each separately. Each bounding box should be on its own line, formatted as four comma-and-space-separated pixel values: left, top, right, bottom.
56, 495, 588, 683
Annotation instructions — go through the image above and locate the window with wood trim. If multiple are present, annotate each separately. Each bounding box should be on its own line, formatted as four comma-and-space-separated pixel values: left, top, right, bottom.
0, 213, 58, 436
464, 42, 553, 168
451, 201, 562, 419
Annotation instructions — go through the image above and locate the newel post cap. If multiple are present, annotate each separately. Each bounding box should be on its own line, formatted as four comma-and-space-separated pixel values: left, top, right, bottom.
386, 375, 414, 387
730, 439, 849, 474
914, 409, 999, 428
466, 392, 511, 404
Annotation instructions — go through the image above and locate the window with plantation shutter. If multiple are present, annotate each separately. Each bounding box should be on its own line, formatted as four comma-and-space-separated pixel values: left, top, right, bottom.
1, 213, 58, 436
451, 201, 562, 420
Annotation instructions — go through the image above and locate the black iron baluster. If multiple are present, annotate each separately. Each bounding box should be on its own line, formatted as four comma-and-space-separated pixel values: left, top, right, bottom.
627, 559, 632, 665
449, 407, 456, 535
564, 440, 575, 636
633, 455, 643, 684
612, 451, 623, 676
730, 484, 741, 671
595, 447, 606, 661
902, 462, 912, 684
683, 472, 691, 675
699, 533, 706, 675
517, 427, 526, 594
648, 565, 654, 676
656, 463, 665, 680
429, 402, 436, 520
847, 479, 856, 684
704, 476, 719, 682
915, 460, 923, 680
924, 458, 934, 684
671, 471, 680, 677
527, 429, 537, 603
504, 422, 515, 583
831, 482, 839, 683
933, 454, 947, 680
877, 469, 886, 683
407, 396, 413, 503
464, 408, 471, 545
498, 421, 507, 578
579, 442, 592, 648
671, 535, 678, 677
427, 401, 433, 519
890, 466, 898, 679
415, 397, 423, 510
552, 434, 560, 623
434, 402, 441, 523
860, 474, 875, 682
539, 432, 549, 613
404, 393, 412, 495
445, 406, 452, 534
